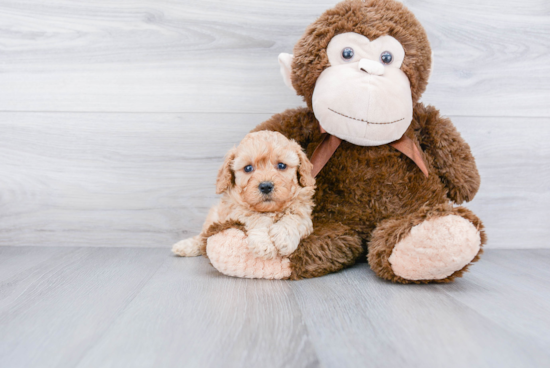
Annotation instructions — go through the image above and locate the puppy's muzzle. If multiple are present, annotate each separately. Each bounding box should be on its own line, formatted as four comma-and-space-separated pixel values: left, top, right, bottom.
258, 181, 274, 195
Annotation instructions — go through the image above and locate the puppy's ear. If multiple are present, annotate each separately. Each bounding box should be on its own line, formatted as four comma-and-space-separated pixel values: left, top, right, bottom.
216, 147, 237, 194
295, 144, 315, 188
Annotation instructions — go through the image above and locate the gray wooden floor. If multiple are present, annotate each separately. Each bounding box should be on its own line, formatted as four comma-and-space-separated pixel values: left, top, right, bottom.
1, 247, 549, 368
1, 1, 549, 365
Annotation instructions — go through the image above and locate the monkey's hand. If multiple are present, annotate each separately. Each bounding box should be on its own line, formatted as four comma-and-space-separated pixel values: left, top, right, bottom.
247, 228, 278, 260
418, 104, 480, 204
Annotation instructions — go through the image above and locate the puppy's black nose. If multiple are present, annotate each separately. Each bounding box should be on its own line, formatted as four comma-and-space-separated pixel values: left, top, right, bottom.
259, 181, 274, 194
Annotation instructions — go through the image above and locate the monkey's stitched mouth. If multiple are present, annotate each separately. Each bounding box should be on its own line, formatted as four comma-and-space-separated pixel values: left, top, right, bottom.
328, 108, 404, 125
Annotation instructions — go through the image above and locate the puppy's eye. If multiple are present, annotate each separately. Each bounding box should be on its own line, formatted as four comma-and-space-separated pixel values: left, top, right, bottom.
277, 163, 287, 170
341, 47, 354, 61
244, 165, 254, 173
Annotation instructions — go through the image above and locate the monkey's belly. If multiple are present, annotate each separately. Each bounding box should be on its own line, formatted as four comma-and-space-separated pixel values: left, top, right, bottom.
311, 143, 448, 234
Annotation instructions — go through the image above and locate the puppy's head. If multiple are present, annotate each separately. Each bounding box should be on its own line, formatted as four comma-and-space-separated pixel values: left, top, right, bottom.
216, 131, 314, 212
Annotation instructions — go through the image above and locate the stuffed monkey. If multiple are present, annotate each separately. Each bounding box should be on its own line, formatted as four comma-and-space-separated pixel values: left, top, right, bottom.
187, 0, 487, 283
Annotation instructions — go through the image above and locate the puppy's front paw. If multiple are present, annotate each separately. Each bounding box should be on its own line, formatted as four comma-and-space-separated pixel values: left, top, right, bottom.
247, 231, 278, 260
269, 223, 300, 256
172, 236, 201, 257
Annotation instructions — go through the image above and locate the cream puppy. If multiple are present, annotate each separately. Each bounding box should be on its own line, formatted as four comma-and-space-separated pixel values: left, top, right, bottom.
172, 131, 315, 260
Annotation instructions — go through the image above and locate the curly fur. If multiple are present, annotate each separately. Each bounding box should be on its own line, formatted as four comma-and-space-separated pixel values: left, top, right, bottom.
173, 131, 315, 262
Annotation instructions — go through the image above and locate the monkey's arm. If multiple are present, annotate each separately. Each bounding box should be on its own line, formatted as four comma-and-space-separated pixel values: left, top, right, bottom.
416, 104, 480, 204
251, 107, 319, 146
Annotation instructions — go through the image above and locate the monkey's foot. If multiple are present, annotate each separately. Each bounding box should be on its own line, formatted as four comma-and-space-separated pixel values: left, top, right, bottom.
388, 215, 481, 280
206, 229, 291, 279
368, 205, 486, 283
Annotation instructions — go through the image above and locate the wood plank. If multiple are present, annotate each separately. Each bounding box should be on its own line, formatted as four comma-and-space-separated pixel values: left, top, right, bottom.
291, 255, 550, 368
438, 250, 550, 357
0, 113, 548, 249
0, 246, 67, 282
74, 255, 318, 368
0, 0, 548, 116
0, 112, 270, 247
0, 247, 167, 368
1, 248, 549, 367
456, 116, 550, 248
413, 0, 550, 117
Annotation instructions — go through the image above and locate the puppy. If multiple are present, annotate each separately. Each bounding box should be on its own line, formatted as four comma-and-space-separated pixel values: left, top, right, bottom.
172, 130, 315, 260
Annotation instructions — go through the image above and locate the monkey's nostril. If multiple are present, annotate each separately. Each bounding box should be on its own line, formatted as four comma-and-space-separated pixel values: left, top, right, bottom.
258, 182, 274, 194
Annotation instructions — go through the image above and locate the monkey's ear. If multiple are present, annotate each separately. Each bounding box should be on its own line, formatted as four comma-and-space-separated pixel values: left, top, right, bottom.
216, 147, 237, 194
278, 53, 296, 93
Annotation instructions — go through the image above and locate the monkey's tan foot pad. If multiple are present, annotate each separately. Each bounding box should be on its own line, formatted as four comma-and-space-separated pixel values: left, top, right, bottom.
388, 215, 481, 281
206, 229, 291, 279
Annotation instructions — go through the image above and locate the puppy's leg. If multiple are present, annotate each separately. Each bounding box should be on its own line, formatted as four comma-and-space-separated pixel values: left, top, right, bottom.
247, 217, 278, 260
172, 204, 220, 257
269, 214, 313, 256
172, 235, 202, 257
248, 229, 278, 260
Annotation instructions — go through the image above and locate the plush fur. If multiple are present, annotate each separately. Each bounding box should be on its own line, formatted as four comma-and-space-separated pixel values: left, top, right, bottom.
194, 0, 486, 283
291, 0, 432, 109
206, 228, 292, 280
388, 215, 481, 280
199, 219, 247, 257
173, 131, 315, 262
368, 204, 486, 284
249, 102, 485, 282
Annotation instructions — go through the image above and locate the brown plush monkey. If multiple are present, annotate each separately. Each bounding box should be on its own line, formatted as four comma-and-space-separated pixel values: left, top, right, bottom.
190, 0, 487, 283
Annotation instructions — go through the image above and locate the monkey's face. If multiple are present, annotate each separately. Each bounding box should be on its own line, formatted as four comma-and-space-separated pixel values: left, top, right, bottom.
278, 0, 432, 140
312, 32, 413, 146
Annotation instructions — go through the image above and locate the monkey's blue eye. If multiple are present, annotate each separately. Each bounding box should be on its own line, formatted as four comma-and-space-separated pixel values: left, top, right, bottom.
380, 51, 393, 64
342, 47, 354, 60
277, 163, 287, 170
244, 165, 254, 173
